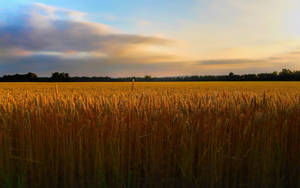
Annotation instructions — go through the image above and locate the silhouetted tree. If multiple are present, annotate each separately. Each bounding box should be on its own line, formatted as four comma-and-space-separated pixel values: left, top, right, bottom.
51, 72, 70, 81
1, 68, 300, 82
228, 72, 240, 81
144, 75, 152, 80
27, 72, 38, 79
2, 72, 38, 81
279, 69, 293, 80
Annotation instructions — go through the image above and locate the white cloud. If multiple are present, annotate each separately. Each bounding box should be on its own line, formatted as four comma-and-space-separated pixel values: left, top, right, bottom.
1, 2, 300, 76
0, 3, 172, 57
33, 2, 87, 21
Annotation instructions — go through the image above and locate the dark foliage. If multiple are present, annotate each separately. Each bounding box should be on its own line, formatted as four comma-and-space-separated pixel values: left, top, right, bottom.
2, 72, 38, 82
51, 72, 70, 81
1, 69, 300, 82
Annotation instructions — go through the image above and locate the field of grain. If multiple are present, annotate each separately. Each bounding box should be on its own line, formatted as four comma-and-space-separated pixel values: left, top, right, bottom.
0, 82, 299, 187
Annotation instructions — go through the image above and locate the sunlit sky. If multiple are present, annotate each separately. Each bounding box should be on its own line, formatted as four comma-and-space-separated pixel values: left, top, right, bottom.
1, 0, 300, 76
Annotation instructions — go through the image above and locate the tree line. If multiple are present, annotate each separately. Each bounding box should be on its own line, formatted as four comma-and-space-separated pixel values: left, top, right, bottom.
1, 69, 300, 82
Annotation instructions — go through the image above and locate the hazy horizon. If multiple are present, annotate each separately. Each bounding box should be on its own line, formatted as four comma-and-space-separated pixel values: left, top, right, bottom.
1, 0, 300, 77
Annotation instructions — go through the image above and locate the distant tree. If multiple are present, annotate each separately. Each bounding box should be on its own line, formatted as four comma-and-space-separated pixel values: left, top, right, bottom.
51, 72, 70, 81
279, 69, 293, 80
3, 69, 300, 82
280, 69, 292, 75
1, 72, 38, 81
241, 74, 258, 81
294, 71, 300, 80
51, 72, 60, 80
228, 72, 235, 81
27, 72, 38, 79
144, 75, 152, 80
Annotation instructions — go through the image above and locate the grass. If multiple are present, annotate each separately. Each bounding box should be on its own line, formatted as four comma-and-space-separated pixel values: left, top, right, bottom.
0, 82, 299, 187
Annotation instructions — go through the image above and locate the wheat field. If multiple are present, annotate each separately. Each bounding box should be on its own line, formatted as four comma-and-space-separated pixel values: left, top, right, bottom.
0, 82, 299, 187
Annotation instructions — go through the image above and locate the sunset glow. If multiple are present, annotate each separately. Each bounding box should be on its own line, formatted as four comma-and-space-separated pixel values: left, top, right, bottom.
0, 0, 300, 76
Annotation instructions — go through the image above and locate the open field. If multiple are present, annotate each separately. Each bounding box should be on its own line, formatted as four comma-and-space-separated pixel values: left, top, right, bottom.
0, 82, 299, 187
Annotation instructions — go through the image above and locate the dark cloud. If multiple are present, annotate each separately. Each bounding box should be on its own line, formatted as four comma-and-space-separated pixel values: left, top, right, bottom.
0, 14, 170, 53
289, 51, 300, 55
0, 55, 65, 75
197, 59, 261, 65
1, 3, 299, 77
0, 3, 178, 76
0, 2, 172, 58
0, 55, 185, 77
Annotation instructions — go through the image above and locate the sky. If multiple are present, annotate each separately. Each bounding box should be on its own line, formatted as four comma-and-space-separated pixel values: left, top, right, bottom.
1, 0, 300, 77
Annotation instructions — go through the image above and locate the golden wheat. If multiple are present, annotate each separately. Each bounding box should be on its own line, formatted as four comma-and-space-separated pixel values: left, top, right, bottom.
0, 82, 299, 187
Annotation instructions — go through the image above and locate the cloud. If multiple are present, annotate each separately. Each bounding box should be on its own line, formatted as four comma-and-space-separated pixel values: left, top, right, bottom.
0, 3, 173, 60
197, 59, 260, 65
0, 55, 188, 77
0, 3, 183, 76
32, 2, 87, 21
192, 51, 300, 75
289, 51, 300, 55
1, 2, 300, 77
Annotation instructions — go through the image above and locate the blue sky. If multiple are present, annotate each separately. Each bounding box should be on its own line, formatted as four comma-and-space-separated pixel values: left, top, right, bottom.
1, 0, 201, 29
0, 0, 300, 76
